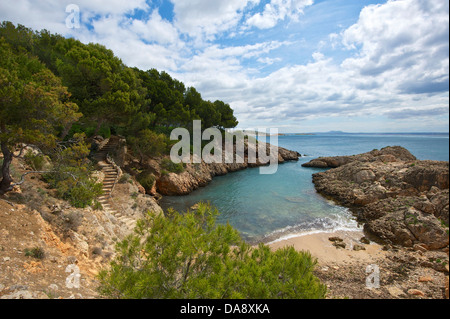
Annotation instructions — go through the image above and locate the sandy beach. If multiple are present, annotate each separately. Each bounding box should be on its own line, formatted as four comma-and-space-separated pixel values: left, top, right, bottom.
268, 230, 386, 267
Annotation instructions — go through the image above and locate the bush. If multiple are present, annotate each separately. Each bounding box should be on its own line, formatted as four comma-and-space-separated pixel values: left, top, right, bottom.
118, 173, 132, 184
24, 150, 47, 171
68, 123, 111, 139
128, 129, 171, 163
136, 171, 155, 193
67, 181, 103, 208
25, 247, 45, 259
44, 133, 103, 208
161, 158, 185, 174
97, 203, 326, 299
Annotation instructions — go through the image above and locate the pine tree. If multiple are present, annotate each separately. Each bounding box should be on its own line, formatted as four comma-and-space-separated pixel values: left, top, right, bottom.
98, 203, 327, 299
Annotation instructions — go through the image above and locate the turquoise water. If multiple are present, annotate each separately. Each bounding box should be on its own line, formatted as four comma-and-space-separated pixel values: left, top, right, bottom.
160, 133, 449, 243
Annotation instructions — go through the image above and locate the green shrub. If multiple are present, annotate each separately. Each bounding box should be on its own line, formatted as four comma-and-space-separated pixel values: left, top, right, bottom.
93, 200, 103, 211
118, 173, 132, 184
67, 181, 103, 208
25, 247, 45, 259
136, 171, 155, 193
24, 150, 47, 171
97, 203, 326, 299
44, 133, 103, 209
161, 158, 185, 174
128, 129, 172, 163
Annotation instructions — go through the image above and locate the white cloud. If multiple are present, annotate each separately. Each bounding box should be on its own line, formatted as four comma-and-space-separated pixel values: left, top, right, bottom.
247, 0, 314, 29
257, 57, 282, 65
76, 14, 184, 71
175, 0, 448, 130
170, 0, 258, 41
341, 0, 449, 95
0, 0, 448, 132
0, 0, 68, 34
0, 0, 149, 33
77, 0, 149, 16
129, 11, 180, 45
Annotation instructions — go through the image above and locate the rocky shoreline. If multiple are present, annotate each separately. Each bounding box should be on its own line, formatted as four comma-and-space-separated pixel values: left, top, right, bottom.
302, 146, 449, 250
2, 138, 448, 299
126, 141, 301, 196
299, 146, 449, 298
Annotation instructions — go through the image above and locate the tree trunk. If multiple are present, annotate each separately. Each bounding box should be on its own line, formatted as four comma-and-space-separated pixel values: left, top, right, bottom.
93, 119, 105, 137
0, 142, 14, 195
60, 123, 73, 141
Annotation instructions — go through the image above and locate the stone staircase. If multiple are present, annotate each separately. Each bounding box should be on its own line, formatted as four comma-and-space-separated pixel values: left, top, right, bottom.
93, 137, 137, 232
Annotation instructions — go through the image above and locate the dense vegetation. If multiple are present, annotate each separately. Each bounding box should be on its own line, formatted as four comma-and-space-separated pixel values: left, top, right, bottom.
0, 21, 238, 197
98, 203, 327, 299
0, 21, 327, 300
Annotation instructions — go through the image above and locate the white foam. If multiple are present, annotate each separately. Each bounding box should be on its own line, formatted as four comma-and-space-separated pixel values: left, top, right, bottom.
264, 209, 361, 245
266, 226, 363, 245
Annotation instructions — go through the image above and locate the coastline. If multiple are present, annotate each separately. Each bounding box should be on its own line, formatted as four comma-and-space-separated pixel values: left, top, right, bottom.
267, 229, 386, 266
266, 146, 449, 299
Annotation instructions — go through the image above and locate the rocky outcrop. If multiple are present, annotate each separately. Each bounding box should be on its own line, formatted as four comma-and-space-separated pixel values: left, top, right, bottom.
304, 146, 449, 250
302, 146, 417, 168
155, 144, 301, 196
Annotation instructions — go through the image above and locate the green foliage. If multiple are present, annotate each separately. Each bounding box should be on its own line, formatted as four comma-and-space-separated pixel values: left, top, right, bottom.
136, 170, 155, 193
0, 21, 240, 194
161, 158, 185, 174
97, 203, 326, 299
128, 129, 172, 162
118, 173, 132, 184
0, 33, 81, 194
24, 247, 45, 260
24, 150, 47, 171
45, 134, 103, 208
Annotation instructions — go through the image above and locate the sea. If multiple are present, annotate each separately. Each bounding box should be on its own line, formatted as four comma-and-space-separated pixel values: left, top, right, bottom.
160, 133, 450, 244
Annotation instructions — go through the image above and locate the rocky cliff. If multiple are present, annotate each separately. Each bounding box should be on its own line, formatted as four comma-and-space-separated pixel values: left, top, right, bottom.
127, 141, 301, 196
303, 146, 449, 250
0, 149, 163, 299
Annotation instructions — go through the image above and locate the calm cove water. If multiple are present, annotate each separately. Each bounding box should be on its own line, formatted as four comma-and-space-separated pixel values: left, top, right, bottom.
160, 133, 449, 244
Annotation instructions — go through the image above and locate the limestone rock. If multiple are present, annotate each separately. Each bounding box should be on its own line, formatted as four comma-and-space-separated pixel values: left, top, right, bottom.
304, 146, 449, 250
353, 244, 366, 251
407, 289, 425, 297
155, 144, 300, 196
387, 286, 404, 298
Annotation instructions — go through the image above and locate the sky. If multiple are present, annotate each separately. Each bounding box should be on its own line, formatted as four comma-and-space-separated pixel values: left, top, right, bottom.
0, 0, 449, 133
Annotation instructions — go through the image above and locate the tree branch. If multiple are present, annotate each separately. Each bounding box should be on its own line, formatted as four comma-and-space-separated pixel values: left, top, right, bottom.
6, 170, 78, 192
0, 198, 15, 207
12, 144, 29, 159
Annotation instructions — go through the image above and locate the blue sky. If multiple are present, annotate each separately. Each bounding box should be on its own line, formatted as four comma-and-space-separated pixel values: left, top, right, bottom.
1, 0, 448, 133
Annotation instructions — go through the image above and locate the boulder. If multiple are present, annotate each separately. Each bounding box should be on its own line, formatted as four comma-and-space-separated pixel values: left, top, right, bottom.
405, 207, 449, 250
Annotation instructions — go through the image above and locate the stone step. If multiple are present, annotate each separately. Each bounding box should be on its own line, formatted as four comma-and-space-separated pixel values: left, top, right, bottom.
99, 162, 112, 166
